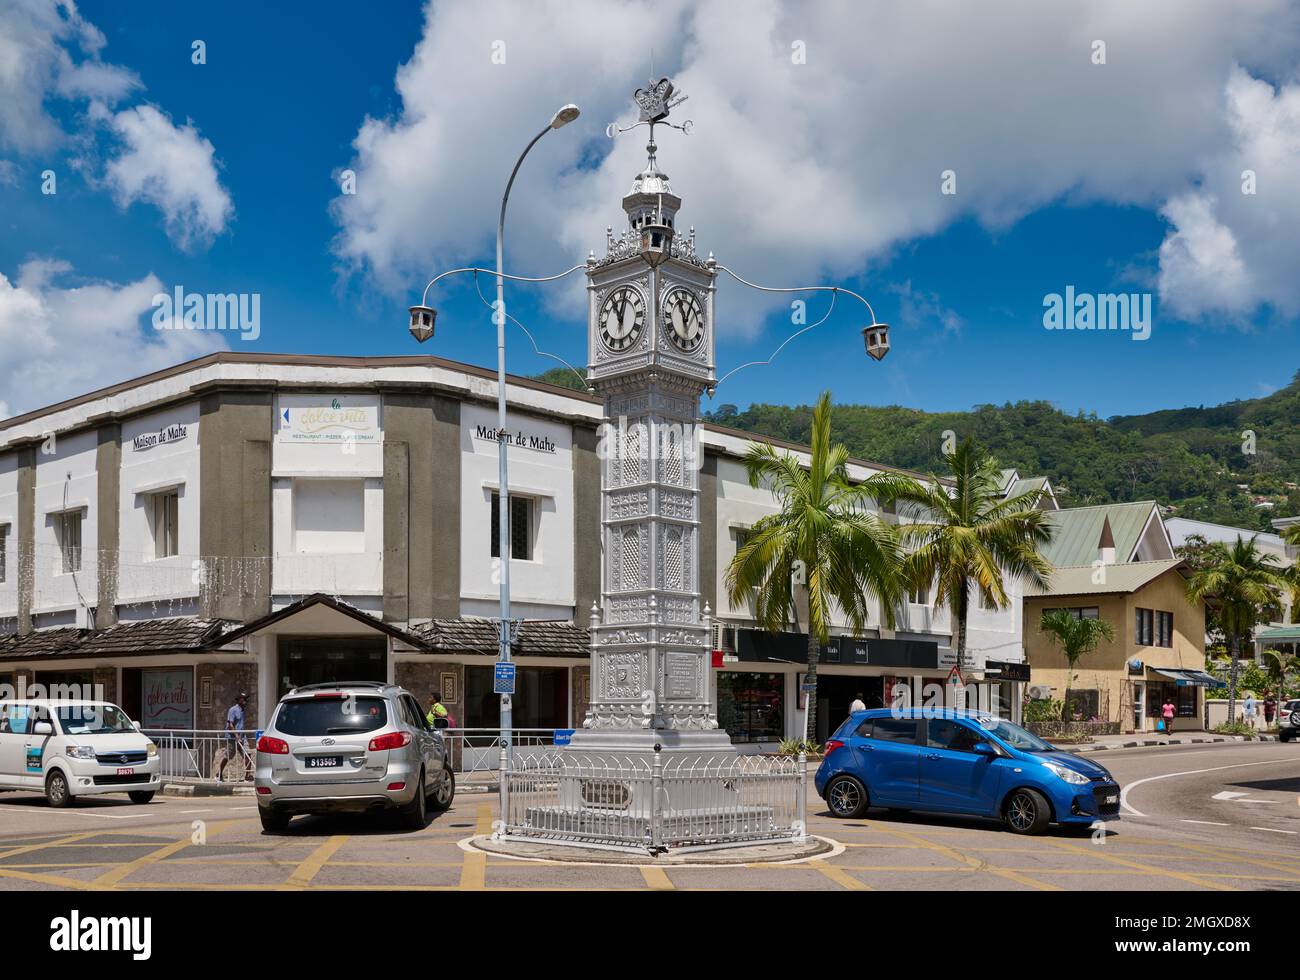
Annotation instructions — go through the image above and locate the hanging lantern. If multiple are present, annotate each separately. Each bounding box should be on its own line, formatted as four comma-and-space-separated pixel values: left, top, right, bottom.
408, 305, 437, 343
862, 322, 890, 361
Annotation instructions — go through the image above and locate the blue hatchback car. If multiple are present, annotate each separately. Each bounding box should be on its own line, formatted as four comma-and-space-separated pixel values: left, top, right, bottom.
815, 707, 1121, 834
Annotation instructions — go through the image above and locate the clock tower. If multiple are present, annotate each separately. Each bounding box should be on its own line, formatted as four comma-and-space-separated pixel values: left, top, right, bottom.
568, 77, 732, 757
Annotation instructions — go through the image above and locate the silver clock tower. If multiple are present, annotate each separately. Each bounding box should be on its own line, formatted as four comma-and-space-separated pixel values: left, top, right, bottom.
568, 77, 733, 758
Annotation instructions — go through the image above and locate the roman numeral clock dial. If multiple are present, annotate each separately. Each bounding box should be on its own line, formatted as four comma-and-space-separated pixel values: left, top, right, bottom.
598, 285, 645, 352
664, 287, 704, 353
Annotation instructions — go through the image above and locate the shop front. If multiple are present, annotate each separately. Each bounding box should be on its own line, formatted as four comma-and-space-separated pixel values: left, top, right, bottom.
1144, 667, 1216, 733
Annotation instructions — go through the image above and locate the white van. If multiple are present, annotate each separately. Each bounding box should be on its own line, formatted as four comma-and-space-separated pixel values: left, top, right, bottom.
0, 700, 161, 806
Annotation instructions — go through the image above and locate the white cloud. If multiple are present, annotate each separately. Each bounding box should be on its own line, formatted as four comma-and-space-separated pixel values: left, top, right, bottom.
100, 104, 234, 251
0, 259, 225, 420
332, 0, 1300, 334
1157, 66, 1300, 319
0, 0, 139, 153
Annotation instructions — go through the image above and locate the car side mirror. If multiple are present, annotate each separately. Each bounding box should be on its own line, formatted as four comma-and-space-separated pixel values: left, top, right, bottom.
972, 741, 997, 757
32, 721, 53, 736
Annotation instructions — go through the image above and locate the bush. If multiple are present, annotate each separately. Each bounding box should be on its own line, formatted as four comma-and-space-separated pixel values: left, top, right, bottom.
777, 738, 821, 756
1023, 698, 1062, 723
1211, 722, 1260, 739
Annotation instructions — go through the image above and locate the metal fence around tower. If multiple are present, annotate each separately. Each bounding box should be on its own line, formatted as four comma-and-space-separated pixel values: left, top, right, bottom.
498, 747, 809, 853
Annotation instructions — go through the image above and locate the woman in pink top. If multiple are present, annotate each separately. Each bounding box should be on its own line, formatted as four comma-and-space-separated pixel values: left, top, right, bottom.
1161, 699, 1176, 731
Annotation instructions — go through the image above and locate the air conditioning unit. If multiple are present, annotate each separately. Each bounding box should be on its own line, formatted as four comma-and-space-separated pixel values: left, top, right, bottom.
1026, 684, 1053, 700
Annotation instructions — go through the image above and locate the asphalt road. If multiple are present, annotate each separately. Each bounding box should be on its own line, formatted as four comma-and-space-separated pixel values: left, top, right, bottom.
0, 740, 1295, 891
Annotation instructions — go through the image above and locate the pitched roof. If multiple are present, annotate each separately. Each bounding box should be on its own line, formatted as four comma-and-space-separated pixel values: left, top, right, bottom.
0, 617, 230, 661
1042, 501, 1161, 567
213, 593, 430, 648
1028, 558, 1186, 597
411, 618, 589, 657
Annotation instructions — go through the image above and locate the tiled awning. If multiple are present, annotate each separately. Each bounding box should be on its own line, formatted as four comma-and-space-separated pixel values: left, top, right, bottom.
0, 617, 231, 662
1149, 667, 1219, 686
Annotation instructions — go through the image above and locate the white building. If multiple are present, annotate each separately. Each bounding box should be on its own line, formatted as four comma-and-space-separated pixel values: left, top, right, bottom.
0, 352, 1029, 744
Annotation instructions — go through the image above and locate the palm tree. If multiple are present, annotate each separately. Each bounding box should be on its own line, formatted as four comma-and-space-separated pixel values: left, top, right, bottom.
1184, 536, 1290, 723
873, 438, 1055, 675
1038, 609, 1117, 721
725, 392, 906, 743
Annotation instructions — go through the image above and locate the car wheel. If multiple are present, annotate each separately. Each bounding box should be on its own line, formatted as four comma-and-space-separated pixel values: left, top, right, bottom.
1003, 788, 1051, 835
128, 790, 155, 805
45, 770, 73, 808
825, 775, 869, 819
259, 809, 291, 833
401, 768, 428, 829
430, 763, 455, 812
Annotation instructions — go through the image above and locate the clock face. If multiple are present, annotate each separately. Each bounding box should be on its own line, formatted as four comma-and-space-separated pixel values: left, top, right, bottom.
598, 285, 646, 352
663, 287, 705, 353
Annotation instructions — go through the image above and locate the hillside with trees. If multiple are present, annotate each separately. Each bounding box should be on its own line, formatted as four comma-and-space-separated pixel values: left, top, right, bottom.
533, 367, 1300, 530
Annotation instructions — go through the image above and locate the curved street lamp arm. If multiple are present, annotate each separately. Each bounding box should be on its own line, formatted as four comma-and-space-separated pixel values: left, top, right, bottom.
420, 264, 586, 306
471, 272, 590, 392
715, 292, 838, 389
714, 263, 882, 325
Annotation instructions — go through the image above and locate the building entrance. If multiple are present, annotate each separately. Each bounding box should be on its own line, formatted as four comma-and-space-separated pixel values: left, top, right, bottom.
277, 636, 387, 696
813, 674, 884, 744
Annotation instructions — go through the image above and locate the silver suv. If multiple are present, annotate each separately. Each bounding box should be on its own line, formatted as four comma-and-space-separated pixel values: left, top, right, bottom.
255, 682, 454, 832
1279, 700, 1300, 743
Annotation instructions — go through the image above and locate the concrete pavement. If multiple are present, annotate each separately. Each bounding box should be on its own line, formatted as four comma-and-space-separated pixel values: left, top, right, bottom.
0, 741, 1294, 891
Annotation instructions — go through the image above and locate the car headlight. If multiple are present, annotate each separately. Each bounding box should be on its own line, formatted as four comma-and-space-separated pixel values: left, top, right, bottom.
67, 745, 96, 760
1041, 761, 1090, 785
146, 742, 158, 758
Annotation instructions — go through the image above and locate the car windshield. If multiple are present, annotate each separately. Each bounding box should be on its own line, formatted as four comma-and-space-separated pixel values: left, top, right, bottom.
275, 696, 388, 736
55, 704, 136, 736
966, 715, 1054, 752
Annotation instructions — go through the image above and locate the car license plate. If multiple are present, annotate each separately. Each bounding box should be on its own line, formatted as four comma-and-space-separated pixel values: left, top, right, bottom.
1104, 794, 1118, 804
116, 767, 134, 776
306, 756, 341, 769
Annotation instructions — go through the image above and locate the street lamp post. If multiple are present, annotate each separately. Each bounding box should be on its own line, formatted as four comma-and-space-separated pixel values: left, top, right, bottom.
409, 103, 580, 823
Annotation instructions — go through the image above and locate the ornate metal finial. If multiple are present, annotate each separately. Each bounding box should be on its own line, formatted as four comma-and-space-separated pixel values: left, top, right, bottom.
606, 75, 693, 141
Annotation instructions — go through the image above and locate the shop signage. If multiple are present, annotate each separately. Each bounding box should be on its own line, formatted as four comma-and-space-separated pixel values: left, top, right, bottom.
733, 630, 938, 669
140, 668, 194, 729
983, 660, 1031, 682
131, 423, 188, 452
474, 424, 557, 454
278, 396, 380, 444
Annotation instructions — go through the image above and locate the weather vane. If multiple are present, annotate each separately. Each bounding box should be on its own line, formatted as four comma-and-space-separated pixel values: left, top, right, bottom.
606, 75, 693, 140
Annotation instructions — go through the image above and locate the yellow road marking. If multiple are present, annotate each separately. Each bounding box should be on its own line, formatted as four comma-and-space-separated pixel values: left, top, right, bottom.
1154, 839, 1300, 880
282, 835, 349, 889
0, 831, 97, 861
0, 866, 98, 889
869, 825, 1059, 891
1046, 838, 1236, 891
809, 859, 870, 889
640, 866, 674, 889
459, 804, 493, 890
89, 819, 238, 890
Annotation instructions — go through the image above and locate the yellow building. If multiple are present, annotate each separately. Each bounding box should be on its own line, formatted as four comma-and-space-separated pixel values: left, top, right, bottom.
1023, 502, 1212, 733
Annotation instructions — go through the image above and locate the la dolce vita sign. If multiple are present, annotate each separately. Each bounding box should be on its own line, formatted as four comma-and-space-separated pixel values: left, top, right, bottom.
279, 397, 379, 444
474, 424, 556, 454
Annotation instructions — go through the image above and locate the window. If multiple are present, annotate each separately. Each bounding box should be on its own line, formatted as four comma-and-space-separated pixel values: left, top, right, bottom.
57, 510, 82, 574
927, 719, 984, 752
152, 490, 179, 559
1045, 606, 1099, 621
0, 524, 7, 584
909, 583, 930, 605
863, 717, 918, 743
1155, 610, 1173, 648
490, 492, 533, 561
1136, 608, 1170, 646
1146, 682, 1197, 718
716, 671, 784, 743
1063, 689, 1101, 720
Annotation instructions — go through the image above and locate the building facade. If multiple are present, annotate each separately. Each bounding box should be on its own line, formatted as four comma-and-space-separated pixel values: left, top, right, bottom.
0, 352, 1028, 744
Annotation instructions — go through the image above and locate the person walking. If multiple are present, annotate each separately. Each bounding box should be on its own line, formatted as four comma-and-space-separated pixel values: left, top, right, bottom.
1160, 697, 1176, 733
215, 692, 250, 782
1243, 692, 1257, 728
426, 691, 450, 729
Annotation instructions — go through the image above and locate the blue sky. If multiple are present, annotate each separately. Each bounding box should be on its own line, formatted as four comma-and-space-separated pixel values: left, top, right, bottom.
2, 0, 1297, 421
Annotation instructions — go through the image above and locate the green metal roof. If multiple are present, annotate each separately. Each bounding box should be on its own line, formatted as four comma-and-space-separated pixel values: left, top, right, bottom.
1029, 558, 1184, 597
1042, 501, 1160, 567
1257, 625, 1300, 641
